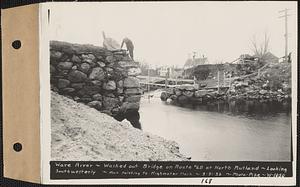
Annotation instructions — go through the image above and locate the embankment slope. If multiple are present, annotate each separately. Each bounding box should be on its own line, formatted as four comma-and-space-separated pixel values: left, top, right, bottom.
51, 91, 189, 161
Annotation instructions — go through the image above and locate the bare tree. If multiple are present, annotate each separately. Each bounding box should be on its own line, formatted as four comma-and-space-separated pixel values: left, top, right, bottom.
250, 32, 270, 61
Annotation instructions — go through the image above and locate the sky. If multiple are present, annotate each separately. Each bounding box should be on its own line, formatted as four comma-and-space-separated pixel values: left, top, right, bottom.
47, 2, 297, 67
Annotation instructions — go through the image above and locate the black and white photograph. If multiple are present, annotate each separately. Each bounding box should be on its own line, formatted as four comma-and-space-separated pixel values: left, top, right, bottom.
42, 1, 297, 184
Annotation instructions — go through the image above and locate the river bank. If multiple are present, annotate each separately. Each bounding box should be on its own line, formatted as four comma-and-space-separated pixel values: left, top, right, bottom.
51, 91, 189, 161
160, 62, 291, 106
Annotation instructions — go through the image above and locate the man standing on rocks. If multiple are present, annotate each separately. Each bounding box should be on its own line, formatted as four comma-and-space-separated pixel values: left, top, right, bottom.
121, 37, 134, 60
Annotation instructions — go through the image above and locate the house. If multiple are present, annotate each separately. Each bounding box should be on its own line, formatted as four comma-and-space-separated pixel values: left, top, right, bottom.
262, 52, 279, 63
183, 56, 208, 70
239, 54, 258, 63
158, 66, 171, 77
170, 68, 184, 79
158, 66, 184, 78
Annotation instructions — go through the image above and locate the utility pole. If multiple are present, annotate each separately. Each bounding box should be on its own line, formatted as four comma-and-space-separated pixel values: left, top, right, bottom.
147, 68, 150, 93
279, 8, 291, 62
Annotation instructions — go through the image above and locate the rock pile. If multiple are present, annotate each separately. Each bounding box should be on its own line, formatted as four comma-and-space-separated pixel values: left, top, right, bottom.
161, 63, 291, 105
227, 79, 290, 103
227, 63, 291, 103
50, 41, 142, 124
160, 84, 221, 105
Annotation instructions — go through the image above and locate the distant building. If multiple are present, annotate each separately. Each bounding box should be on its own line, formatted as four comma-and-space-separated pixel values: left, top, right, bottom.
183, 56, 208, 70
247, 52, 280, 63
239, 54, 258, 63
158, 66, 184, 78
170, 68, 184, 79
263, 52, 279, 63
158, 66, 170, 77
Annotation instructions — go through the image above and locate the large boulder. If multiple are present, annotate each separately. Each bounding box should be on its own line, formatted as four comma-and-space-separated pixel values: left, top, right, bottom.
57, 61, 73, 70
120, 102, 140, 112
91, 80, 102, 86
79, 63, 91, 73
124, 88, 141, 95
68, 70, 87, 83
160, 92, 169, 101
81, 54, 96, 63
117, 80, 124, 88
177, 84, 196, 91
195, 90, 211, 98
105, 55, 117, 63
82, 85, 101, 96
165, 88, 175, 95
174, 89, 182, 96
87, 101, 102, 110
123, 77, 140, 88
71, 83, 85, 90
92, 93, 102, 101
259, 90, 268, 95
128, 67, 141, 76
117, 61, 139, 68
183, 90, 194, 98
89, 67, 105, 81
57, 79, 70, 89
97, 61, 106, 68
234, 81, 249, 88
62, 87, 75, 94
71, 55, 81, 63
78, 96, 92, 103
103, 80, 117, 91
117, 88, 124, 94
50, 51, 63, 61
102, 96, 120, 110
169, 95, 178, 101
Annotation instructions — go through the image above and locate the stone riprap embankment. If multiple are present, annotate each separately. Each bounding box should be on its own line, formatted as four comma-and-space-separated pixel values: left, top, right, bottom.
161, 63, 291, 105
160, 85, 221, 105
226, 63, 291, 103
50, 41, 142, 125
161, 83, 291, 105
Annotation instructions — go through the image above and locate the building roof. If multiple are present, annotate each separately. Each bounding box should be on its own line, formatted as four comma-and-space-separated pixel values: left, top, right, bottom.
184, 57, 208, 69
264, 52, 279, 60
253, 52, 279, 60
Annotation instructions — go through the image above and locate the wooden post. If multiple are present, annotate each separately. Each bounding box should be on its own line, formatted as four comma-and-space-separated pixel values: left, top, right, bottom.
223, 71, 226, 86
217, 70, 220, 93
147, 68, 150, 103
165, 77, 168, 89
165, 68, 169, 89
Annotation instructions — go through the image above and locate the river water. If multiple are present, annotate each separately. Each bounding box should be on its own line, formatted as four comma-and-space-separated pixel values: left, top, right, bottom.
139, 90, 291, 161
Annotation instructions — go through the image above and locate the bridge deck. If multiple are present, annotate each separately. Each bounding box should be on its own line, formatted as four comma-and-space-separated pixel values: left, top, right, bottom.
138, 76, 233, 89
137, 76, 194, 83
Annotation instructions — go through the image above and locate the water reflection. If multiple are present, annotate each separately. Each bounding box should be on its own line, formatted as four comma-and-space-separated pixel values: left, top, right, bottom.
179, 100, 291, 120
140, 92, 291, 161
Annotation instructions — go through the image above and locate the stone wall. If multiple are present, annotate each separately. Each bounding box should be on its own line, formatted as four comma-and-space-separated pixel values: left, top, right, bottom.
160, 85, 219, 105
50, 41, 142, 126
161, 81, 291, 106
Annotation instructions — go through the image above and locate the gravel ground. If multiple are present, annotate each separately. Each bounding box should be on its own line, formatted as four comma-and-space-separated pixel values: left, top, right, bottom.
51, 91, 189, 161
